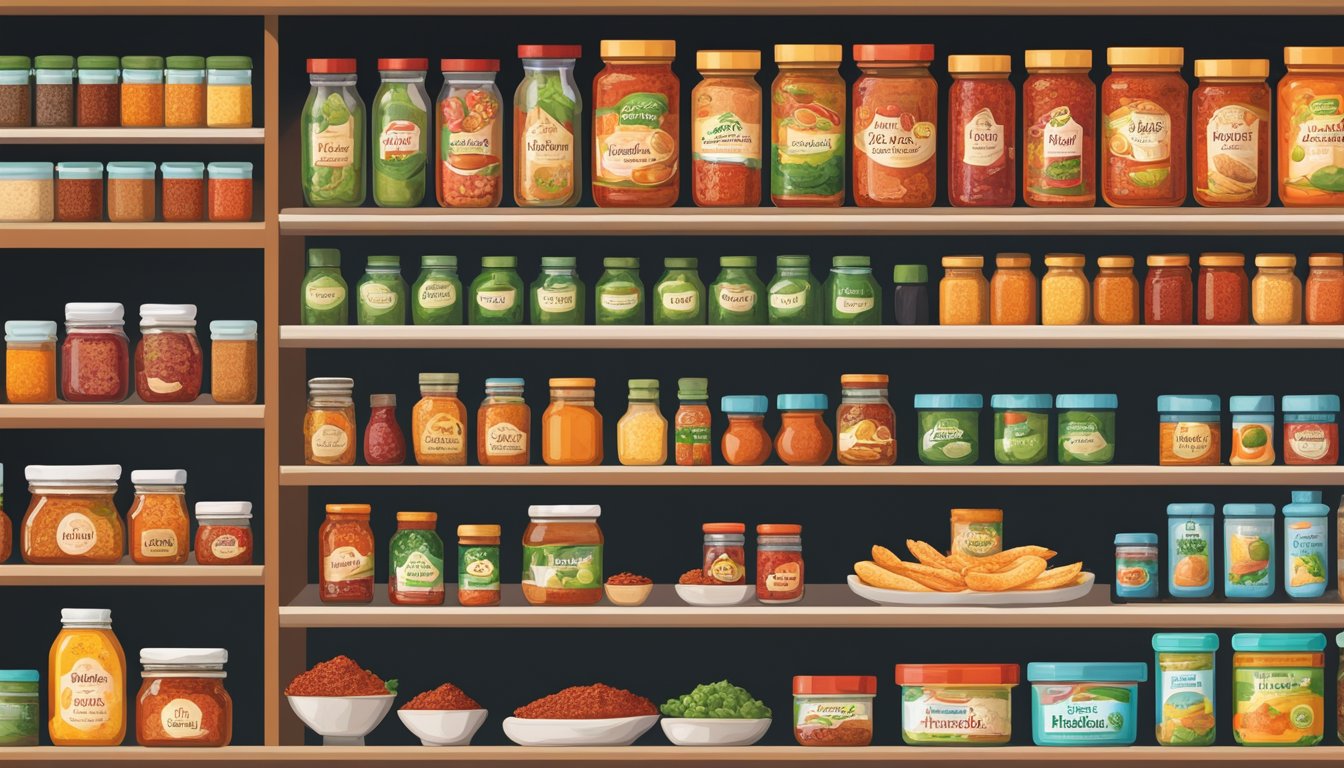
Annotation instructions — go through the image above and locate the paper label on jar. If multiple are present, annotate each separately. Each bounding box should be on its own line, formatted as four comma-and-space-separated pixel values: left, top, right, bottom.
395, 550, 444, 591
140, 529, 179, 558
717, 284, 757, 313
661, 289, 698, 313
312, 120, 356, 168
536, 286, 578, 312
324, 545, 372, 583
694, 111, 761, 164
709, 552, 745, 584
211, 534, 243, 560
378, 119, 421, 162
1205, 104, 1260, 187
475, 289, 516, 312
1171, 422, 1213, 460
771, 291, 806, 310
417, 280, 457, 310
765, 566, 801, 593
1043, 107, 1084, 161
310, 424, 350, 459
962, 108, 1005, 167
902, 690, 1011, 737
835, 295, 874, 315
160, 698, 204, 739
1109, 103, 1171, 162
305, 281, 346, 310
599, 291, 640, 312
1287, 425, 1329, 460
359, 282, 399, 311
1289, 96, 1344, 180
418, 412, 464, 456
59, 657, 113, 730
1061, 422, 1109, 456
858, 112, 935, 168
57, 513, 97, 556
1035, 687, 1131, 735
794, 700, 870, 729
781, 125, 839, 156
486, 422, 527, 456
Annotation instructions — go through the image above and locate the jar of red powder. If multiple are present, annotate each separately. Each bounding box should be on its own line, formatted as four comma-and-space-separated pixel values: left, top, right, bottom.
61, 302, 130, 403
206, 162, 253, 222
757, 524, 803, 603
775, 393, 832, 465
1196, 252, 1248, 324
1282, 395, 1340, 466
136, 304, 202, 403
194, 501, 253, 565
721, 395, 772, 465
363, 394, 406, 465
1145, 254, 1192, 325
1305, 253, 1344, 325
161, 162, 204, 222
703, 522, 746, 584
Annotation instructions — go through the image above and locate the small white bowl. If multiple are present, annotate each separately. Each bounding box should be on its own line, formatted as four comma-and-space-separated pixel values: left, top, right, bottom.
674, 584, 754, 607
661, 717, 771, 746
286, 694, 396, 746
502, 714, 660, 746
397, 708, 488, 746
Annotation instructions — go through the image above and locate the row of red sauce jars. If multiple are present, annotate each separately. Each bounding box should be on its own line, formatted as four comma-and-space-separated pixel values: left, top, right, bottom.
135, 648, 232, 747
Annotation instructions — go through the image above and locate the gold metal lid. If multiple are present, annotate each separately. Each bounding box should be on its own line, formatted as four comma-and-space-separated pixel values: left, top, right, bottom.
1147, 254, 1190, 267
942, 255, 984, 268
1255, 254, 1297, 268
696, 50, 761, 72
1284, 46, 1344, 67
458, 524, 501, 537
1107, 47, 1184, 68
1024, 50, 1091, 70
774, 44, 842, 65
1308, 252, 1344, 267
1194, 59, 1269, 79
1044, 254, 1086, 268
1198, 252, 1246, 267
947, 54, 1012, 74
995, 253, 1031, 268
1097, 256, 1134, 268
600, 40, 675, 60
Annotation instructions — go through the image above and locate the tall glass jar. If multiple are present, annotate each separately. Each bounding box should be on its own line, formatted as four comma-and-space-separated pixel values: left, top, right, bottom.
1023, 49, 1095, 207
711, 256, 766, 325
301, 59, 365, 207
542, 377, 603, 466
22, 465, 124, 565
825, 255, 881, 325
436, 59, 503, 208
771, 45, 845, 207
61, 302, 129, 403
768, 254, 822, 325
1279, 47, 1344, 207
304, 377, 356, 466
531, 256, 584, 325
469, 256, 524, 324
319, 503, 374, 604
389, 511, 445, 606
692, 50, 762, 207
412, 373, 467, 466
595, 257, 644, 325
948, 55, 1016, 207
593, 40, 679, 207
411, 254, 462, 325
1251, 254, 1303, 325
836, 374, 896, 466
301, 248, 348, 325
372, 58, 430, 208
477, 377, 530, 466
356, 255, 406, 325
1094, 256, 1140, 325
939, 255, 989, 325
990, 253, 1037, 325
1145, 254, 1193, 325
1041, 254, 1090, 325
852, 44, 937, 207
49, 609, 126, 745
128, 469, 189, 565
135, 648, 231, 747
1193, 59, 1270, 207
136, 304, 203, 403
34, 55, 75, 128
654, 257, 705, 325
617, 379, 667, 466
1306, 253, 1344, 325
514, 45, 582, 207
1102, 48, 1188, 207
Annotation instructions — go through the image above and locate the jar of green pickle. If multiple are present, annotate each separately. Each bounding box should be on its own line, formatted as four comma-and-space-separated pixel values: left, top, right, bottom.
0, 670, 38, 746
357, 255, 407, 325
470, 256, 525, 324
301, 248, 349, 325
411, 255, 462, 325
653, 257, 705, 325
531, 256, 585, 325
767, 255, 822, 325
990, 393, 1051, 465
711, 256, 766, 325
595, 257, 644, 325
826, 255, 881, 325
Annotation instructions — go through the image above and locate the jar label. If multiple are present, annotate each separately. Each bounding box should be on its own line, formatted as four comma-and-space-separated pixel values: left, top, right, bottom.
857, 111, 935, 168
417, 280, 457, 310
794, 700, 870, 730
1287, 425, 1329, 460
1288, 96, 1344, 183
1061, 421, 1109, 456
1205, 104, 1261, 194
211, 534, 243, 560
661, 289, 698, 313
305, 279, 346, 310
310, 424, 350, 459
595, 92, 675, 186
764, 564, 801, 593
781, 125, 839, 156
522, 544, 601, 589
475, 288, 516, 311
694, 110, 761, 164
770, 291, 806, 310
717, 284, 757, 312
59, 657, 114, 731
1035, 686, 1131, 735
311, 119, 356, 169
459, 544, 500, 590
394, 549, 443, 591
1170, 519, 1211, 589
537, 286, 578, 312
953, 521, 1002, 559
379, 119, 421, 161
140, 529, 179, 558
1115, 553, 1156, 592
360, 282, 399, 311
599, 291, 640, 312
418, 412, 465, 456
486, 421, 528, 456
901, 689, 1011, 737
160, 698, 204, 739
835, 295, 874, 315
446, 125, 495, 159
1232, 665, 1323, 744
1156, 659, 1213, 744
961, 107, 1005, 167
1226, 523, 1272, 588
1171, 422, 1213, 460
324, 545, 372, 583
1108, 103, 1171, 163
709, 552, 745, 583
675, 425, 710, 446
520, 107, 575, 201
56, 513, 97, 556
1039, 106, 1084, 188
1286, 520, 1327, 590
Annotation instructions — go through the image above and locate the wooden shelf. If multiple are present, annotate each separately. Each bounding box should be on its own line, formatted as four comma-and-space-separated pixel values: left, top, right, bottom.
0, 399, 264, 429
0, 128, 264, 145
0, 556, 263, 586
279, 465, 1343, 487
0, 222, 266, 250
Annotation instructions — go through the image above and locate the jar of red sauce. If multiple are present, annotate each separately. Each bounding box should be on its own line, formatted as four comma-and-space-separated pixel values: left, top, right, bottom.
363, 393, 406, 465
776, 393, 833, 465
1192, 59, 1270, 207
1306, 253, 1344, 324
1196, 252, 1249, 325
592, 40, 678, 207
1145, 254, 1192, 325
319, 503, 374, 603
61, 302, 130, 403
703, 522, 746, 584
947, 55, 1015, 207
691, 50, 761, 207
1282, 395, 1340, 466
194, 502, 253, 565
1278, 47, 1344, 207
721, 395, 772, 466
135, 648, 231, 747
757, 524, 804, 603
135, 303, 203, 403
1102, 47, 1187, 207
852, 44, 937, 208
1023, 49, 1095, 207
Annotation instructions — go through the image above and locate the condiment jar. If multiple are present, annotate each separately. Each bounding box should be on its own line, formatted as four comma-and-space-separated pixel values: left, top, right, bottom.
164, 55, 206, 128
457, 524, 501, 606
836, 374, 895, 466
49, 609, 126, 745
477, 377, 530, 466
1229, 394, 1275, 466
75, 55, 120, 128
1101, 47, 1188, 207
128, 469, 189, 565
522, 504, 603, 605
939, 255, 989, 325
5, 320, 57, 404
412, 255, 462, 325
691, 50, 762, 207
914, 393, 982, 465
673, 377, 711, 466
0, 669, 39, 746
206, 161, 254, 222
1157, 394, 1221, 466
193, 501, 253, 565
1041, 253, 1090, 325
703, 522, 746, 584
1114, 532, 1159, 601
209, 320, 258, 405
1152, 634, 1218, 747
775, 394, 833, 466
412, 373, 467, 466
301, 248, 348, 325
1022, 49, 1095, 208
469, 256, 524, 324
771, 45, 845, 207
767, 255, 822, 325
852, 44, 938, 208
1197, 252, 1249, 324
514, 45, 583, 208
792, 676, 876, 747
892, 265, 930, 325
990, 394, 1050, 465
1278, 47, 1344, 207
364, 393, 407, 466
541, 377, 603, 466
373, 58, 431, 209
1283, 490, 1329, 600
1223, 502, 1276, 599
136, 304, 203, 403
22, 464, 124, 565
721, 395, 772, 466
319, 503, 375, 603
1305, 252, 1344, 325
302, 59, 365, 207
616, 378, 667, 466
1166, 503, 1215, 599
304, 377, 356, 466
1145, 254, 1193, 325
947, 54, 1016, 208
1192, 59, 1270, 208
530, 256, 584, 325
1230, 633, 1326, 746
1281, 394, 1340, 466
435, 59, 504, 203
55, 161, 105, 222
389, 511, 445, 606
0, 56, 31, 127
135, 648, 232, 747
595, 257, 644, 325
1093, 256, 1139, 325
653, 257, 705, 325
756, 524, 804, 603
592, 40, 679, 208
711, 256, 765, 325
990, 253, 1037, 326
1056, 394, 1117, 465
1251, 253, 1302, 325
895, 664, 1019, 746
357, 255, 407, 325
825, 255, 881, 325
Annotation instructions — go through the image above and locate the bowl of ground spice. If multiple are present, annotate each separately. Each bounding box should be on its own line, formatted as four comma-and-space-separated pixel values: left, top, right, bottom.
604, 572, 654, 607
503, 683, 660, 746
284, 655, 397, 745
397, 682, 487, 746
674, 568, 754, 607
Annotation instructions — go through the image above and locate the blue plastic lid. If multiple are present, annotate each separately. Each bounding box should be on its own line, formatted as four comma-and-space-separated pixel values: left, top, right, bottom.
106, 161, 156, 179
1166, 503, 1214, 517
1228, 395, 1274, 413
1156, 394, 1220, 413
1114, 533, 1158, 546
160, 161, 205, 179
484, 377, 525, 388
777, 393, 827, 411
56, 161, 103, 179
0, 670, 39, 683
990, 394, 1052, 410
1281, 394, 1340, 413
1152, 633, 1220, 653
1231, 633, 1326, 653
914, 393, 983, 410
721, 395, 768, 415
1027, 662, 1148, 683
209, 320, 257, 340
207, 161, 253, 179
5, 320, 57, 343
0, 162, 54, 179
1223, 503, 1276, 517
1055, 394, 1118, 410
1284, 490, 1328, 517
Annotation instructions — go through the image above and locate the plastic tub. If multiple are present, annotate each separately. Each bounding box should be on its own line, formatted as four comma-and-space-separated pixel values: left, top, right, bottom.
1283, 490, 1329, 599
990, 393, 1050, 465
1027, 661, 1146, 746
914, 394, 982, 465
1223, 502, 1276, 599
1055, 394, 1117, 465
1281, 394, 1339, 465
207, 161, 253, 221
106, 161, 157, 222
0, 162, 54, 222
1157, 394, 1221, 466
160, 162, 205, 222
55, 161, 103, 223
895, 664, 1018, 746
792, 675, 876, 747
1166, 503, 1214, 599
1231, 633, 1326, 746
206, 56, 253, 128
1152, 633, 1217, 746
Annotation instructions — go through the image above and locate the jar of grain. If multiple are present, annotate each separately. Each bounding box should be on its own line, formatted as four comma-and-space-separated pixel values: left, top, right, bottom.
0, 162, 54, 223
206, 161, 253, 221
4, 320, 57, 404
1251, 253, 1302, 325
989, 253, 1037, 325
0, 56, 32, 127
164, 56, 205, 128
76, 55, 120, 127
120, 56, 164, 127
55, 162, 103, 223
205, 56, 252, 128
34, 55, 75, 127
1305, 253, 1344, 325
106, 161, 156, 222
160, 162, 204, 222
939, 255, 989, 325
617, 378, 667, 466
1093, 256, 1139, 325
1042, 253, 1090, 325
209, 320, 257, 405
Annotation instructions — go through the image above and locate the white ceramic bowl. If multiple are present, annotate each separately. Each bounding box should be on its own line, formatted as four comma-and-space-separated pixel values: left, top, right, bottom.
286, 694, 396, 746
502, 714, 661, 746
674, 583, 754, 607
397, 708, 489, 746
660, 717, 771, 746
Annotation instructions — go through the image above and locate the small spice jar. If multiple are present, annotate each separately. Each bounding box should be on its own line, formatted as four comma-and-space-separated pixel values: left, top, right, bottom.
412, 372, 467, 466
596, 257, 646, 325
0, 56, 32, 127
1041, 253, 1090, 325
160, 162, 205, 222
1114, 532, 1159, 601
530, 256, 584, 325
120, 56, 165, 127
541, 377, 603, 466
721, 395, 772, 466
128, 469, 189, 565
76, 55, 120, 127
34, 55, 75, 127
914, 393, 982, 465
775, 393, 832, 466
0, 162, 54, 222
1093, 256, 1139, 325
1145, 253, 1193, 325
896, 664, 1019, 746
304, 377, 356, 466
1056, 394, 1117, 465
1223, 504, 1277, 599
164, 56, 206, 128
457, 524, 501, 607
1251, 253, 1302, 325
793, 676, 876, 747
363, 393, 406, 466
56, 162, 104, 222
136, 304, 203, 403
389, 511, 445, 606
0, 670, 39, 747
477, 377, 530, 466
756, 524, 803, 603
301, 248, 348, 325
1152, 634, 1218, 746
836, 374, 895, 466
61, 302, 129, 403
1305, 253, 1344, 325
107, 161, 157, 223
135, 648, 232, 747
703, 522, 746, 584
1229, 394, 1275, 466
205, 56, 252, 128
1166, 503, 1216, 598
939, 255, 989, 325
194, 502, 253, 565
1157, 394, 1221, 466
21, 464, 124, 564
892, 265, 930, 325
990, 253, 1037, 325
319, 503, 375, 603
1197, 252, 1249, 324
825, 255, 881, 325
1282, 394, 1340, 466
5, 320, 57, 404
991, 393, 1051, 465
1231, 633, 1326, 746
617, 379, 667, 466
674, 377, 711, 466
209, 320, 257, 405
206, 161, 253, 222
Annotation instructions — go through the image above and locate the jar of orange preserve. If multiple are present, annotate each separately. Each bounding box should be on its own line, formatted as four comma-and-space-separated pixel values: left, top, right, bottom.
691, 50, 762, 207
1102, 48, 1187, 207
592, 40, 679, 207
542, 377, 603, 465
852, 44, 937, 207
1192, 59, 1270, 207
1279, 47, 1344, 207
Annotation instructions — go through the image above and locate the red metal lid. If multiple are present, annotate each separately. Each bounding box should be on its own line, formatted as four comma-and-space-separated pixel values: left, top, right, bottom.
757, 524, 802, 535
703, 523, 746, 534
853, 44, 935, 63
518, 45, 582, 60
793, 676, 878, 696
307, 58, 357, 74
895, 664, 1020, 686
441, 58, 500, 73
378, 58, 429, 71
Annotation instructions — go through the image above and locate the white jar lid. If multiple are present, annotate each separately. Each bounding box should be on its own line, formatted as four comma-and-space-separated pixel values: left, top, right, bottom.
196, 501, 252, 519
140, 303, 198, 328
140, 647, 228, 666
27, 464, 122, 484
309, 377, 354, 391
61, 608, 112, 624
131, 469, 188, 485
528, 504, 601, 519
65, 302, 125, 324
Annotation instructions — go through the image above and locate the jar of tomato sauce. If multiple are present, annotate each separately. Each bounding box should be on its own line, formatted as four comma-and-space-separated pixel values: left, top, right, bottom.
852, 44, 937, 208
1193, 59, 1270, 208
757, 524, 804, 604
948, 55, 1015, 207
1023, 49, 1095, 207
776, 393, 833, 465
1196, 252, 1249, 325
592, 40, 678, 207
703, 522, 746, 585
1102, 48, 1187, 207
1145, 254, 1193, 325
771, 44, 845, 207
1279, 47, 1344, 207
692, 50, 762, 207
319, 503, 374, 604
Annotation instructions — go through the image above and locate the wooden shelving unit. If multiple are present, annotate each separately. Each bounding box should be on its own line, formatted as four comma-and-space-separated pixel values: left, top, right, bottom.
0, 222, 267, 249
0, 400, 265, 429
0, 557, 264, 586
0, 127, 265, 144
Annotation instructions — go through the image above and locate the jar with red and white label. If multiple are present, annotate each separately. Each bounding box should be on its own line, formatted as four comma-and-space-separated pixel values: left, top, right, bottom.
948, 55, 1016, 207
21, 464, 124, 564
757, 524, 804, 603
435, 59, 503, 208
194, 502, 253, 566
372, 58, 430, 208
1282, 395, 1340, 466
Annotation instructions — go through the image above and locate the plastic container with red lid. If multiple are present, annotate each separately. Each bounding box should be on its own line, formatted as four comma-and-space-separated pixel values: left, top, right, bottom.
792, 675, 877, 747
895, 663, 1018, 746
307, 58, 356, 74
440, 59, 500, 72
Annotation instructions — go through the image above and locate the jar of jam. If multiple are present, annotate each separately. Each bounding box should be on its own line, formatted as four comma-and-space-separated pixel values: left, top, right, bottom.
703, 522, 746, 584
1145, 254, 1193, 325
135, 648, 231, 747
363, 393, 406, 466
128, 469, 189, 565
193, 502, 253, 566
756, 524, 804, 603
61, 302, 130, 403
319, 503, 374, 603
135, 304, 203, 403
775, 394, 833, 465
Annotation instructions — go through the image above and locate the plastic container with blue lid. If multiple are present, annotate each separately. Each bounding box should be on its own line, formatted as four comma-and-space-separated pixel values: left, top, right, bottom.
777, 393, 827, 412
721, 395, 768, 415
1151, 633, 1218, 747
0, 56, 32, 128
1114, 533, 1159, 601
1166, 503, 1215, 599
776, 394, 830, 466
1282, 490, 1329, 599
1223, 502, 1276, 599
1228, 394, 1275, 466
1231, 631, 1327, 748
160, 161, 204, 180
1281, 394, 1339, 466
1157, 394, 1221, 466
914, 394, 983, 466
990, 394, 1051, 465
0, 162, 54, 222
1027, 661, 1147, 746
721, 395, 771, 466
106, 161, 157, 180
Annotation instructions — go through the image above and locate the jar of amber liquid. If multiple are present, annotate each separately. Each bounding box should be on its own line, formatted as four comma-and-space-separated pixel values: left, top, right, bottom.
128, 469, 189, 565
304, 377, 356, 466
319, 503, 374, 604
50, 608, 126, 745
990, 253, 1037, 325
412, 372, 467, 466
22, 464, 124, 564
522, 504, 603, 605
1192, 59, 1270, 207
477, 377, 530, 465
136, 648, 231, 747
542, 377, 603, 465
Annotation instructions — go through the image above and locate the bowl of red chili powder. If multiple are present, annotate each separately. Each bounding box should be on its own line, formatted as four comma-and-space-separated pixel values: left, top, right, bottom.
284, 655, 397, 745
396, 682, 488, 746
604, 572, 654, 606
502, 683, 660, 746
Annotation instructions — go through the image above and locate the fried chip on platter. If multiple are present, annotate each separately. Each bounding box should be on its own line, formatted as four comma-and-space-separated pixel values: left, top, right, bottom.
906, 539, 960, 571
871, 545, 906, 572
854, 561, 932, 592
964, 556, 1048, 591
962, 546, 1057, 574
1018, 562, 1085, 591
884, 560, 965, 592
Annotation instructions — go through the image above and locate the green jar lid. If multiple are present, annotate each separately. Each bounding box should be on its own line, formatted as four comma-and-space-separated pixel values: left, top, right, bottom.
0, 56, 32, 70
665, 257, 697, 268
206, 55, 253, 70
892, 264, 929, 284
121, 56, 164, 70
367, 255, 400, 267
308, 248, 341, 267
604, 257, 639, 269
482, 256, 517, 268
542, 256, 577, 267
166, 55, 206, 70
720, 256, 756, 268
34, 55, 74, 69
777, 255, 811, 267
422, 254, 457, 268
833, 255, 870, 268
77, 55, 119, 70
678, 377, 708, 399
628, 378, 660, 398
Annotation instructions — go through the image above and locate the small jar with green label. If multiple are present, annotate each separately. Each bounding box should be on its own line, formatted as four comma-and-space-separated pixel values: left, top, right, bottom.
301, 248, 349, 325
411, 255, 462, 325
595, 257, 644, 324
990, 393, 1051, 465
357, 255, 407, 325
1055, 394, 1117, 465
531, 256, 585, 325
470, 256, 525, 324
389, 511, 445, 606
458, 524, 501, 607
711, 256, 766, 325
654, 257, 705, 325
914, 393, 982, 465
767, 255, 822, 325
826, 255, 881, 325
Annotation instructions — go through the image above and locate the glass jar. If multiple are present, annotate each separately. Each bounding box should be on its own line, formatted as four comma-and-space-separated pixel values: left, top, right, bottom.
1283, 490, 1329, 600
469, 256, 524, 324
302, 59, 365, 207
836, 374, 895, 466
56, 161, 104, 222
793, 676, 876, 747
0, 162, 53, 222
5, 320, 57, 404
76, 55, 120, 128
617, 378, 667, 466
703, 522, 746, 584
412, 255, 462, 325
1158, 394, 1222, 466
522, 504, 603, 605
61, 302, 129, 403
593, 40, 679, 207
1306, 252, 1344, 324
389, 511, 444, 605
948, 55, 1015, 207
205, 56, 251, 128
477, 377, 530, 466
940, 256, 989, 325
852, 44, 937, 207
372, 58, 430, 208
711, 255, 765, 325
951, 508, 1003, 559
757, 524, 804, 604
1056, 394, 1117, 465
357, 255, 407, 325
1279, 47, 1344, 206
990, 253, 1037, 325
1192, 59, 1270, 207
164, 55, 205, 128
1166, 503, 1215, 599
0, 56, 30, 127
1102, 48, 1188, 206
0, 669, 38, 747
49, 609, 126, 746
775, 393, 832, 466
412, 373, 467, 466
301, 248, 348, 325
1282, 394, 1340, 466
120, 56, 164, 127
136, 304, 203, 403
530, 256, 583, 325
901, 665, 1020, 747
542, 377, 603, 465
1251, 253, 1302, 325
1223, 503, 1276, 599
1092, 256, 1139, 325
691, 50, 762, 207
915, 393, 983, 465
991, 394, 1051, 465
206, 161, 253, 222
34, 55, 74, 128
514, 45, 582, 207
457, 524, 501, 606
304, 377, 356, 466
1152, 634, 1218, 746
136, 648, 231, 747
319, 503, 375, 603
1197, 252, 1249, 324
209, 320, 257, 405
128, 469, 189, 565
363, 394, 406, 466
1114, 532, 1159, 601
1023, 49, 1095, 207
826, 255, 881, 325
160, 162, 205, 223
721, 395, 772, 466
436, 59, 503, 208
1229, 394, 1275, 466
892, 265, 930, 325
771, 44, 844, 207
595, 257, 644, 325
22, 464, 124, 564
1231, 633, 1327, 746
768, 255, 821, 325
1041, 254, 1089, 325
674, 377, 712, 467
654, 257, 705, 325
1145, 254, 1193, 325
106, 161, 157, 223
194, 502, 253, 565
